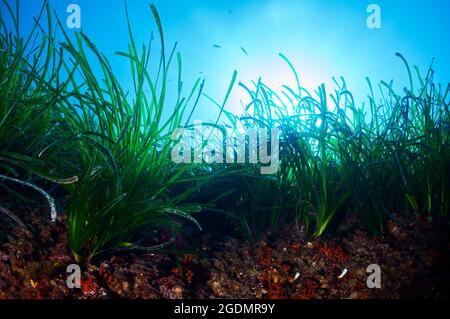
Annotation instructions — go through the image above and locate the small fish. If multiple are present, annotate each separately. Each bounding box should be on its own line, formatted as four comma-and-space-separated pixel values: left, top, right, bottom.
240, 47, 248, 56
338, 268, 348, 279
213, 44, 222, 48
293, 272, 300, 281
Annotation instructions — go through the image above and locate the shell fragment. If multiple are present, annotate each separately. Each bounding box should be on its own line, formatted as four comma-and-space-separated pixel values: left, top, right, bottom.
338, 268, 348, 279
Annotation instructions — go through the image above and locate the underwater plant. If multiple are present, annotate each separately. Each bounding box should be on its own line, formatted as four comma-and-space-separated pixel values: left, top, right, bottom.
236, 72, 350, 236
213, 52, 449, 237
388, 55, 450, 220
42, 4, 208, 262
0, 0, 77, 227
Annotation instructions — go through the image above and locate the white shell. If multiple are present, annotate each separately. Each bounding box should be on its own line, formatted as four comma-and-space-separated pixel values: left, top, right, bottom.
338, 268, 348, 279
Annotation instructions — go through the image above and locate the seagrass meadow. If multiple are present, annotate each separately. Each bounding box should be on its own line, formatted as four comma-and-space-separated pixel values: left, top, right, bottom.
0, 0, 448, 299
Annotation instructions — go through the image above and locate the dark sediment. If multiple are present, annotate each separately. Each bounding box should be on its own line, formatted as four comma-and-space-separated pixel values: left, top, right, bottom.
0, 207, 448, 299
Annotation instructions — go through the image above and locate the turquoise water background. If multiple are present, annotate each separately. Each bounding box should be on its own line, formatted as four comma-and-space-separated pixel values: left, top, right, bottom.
3, 0, 450, 121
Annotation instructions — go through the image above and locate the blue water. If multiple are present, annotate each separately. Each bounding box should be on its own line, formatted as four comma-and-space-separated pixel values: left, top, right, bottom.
3, 0, 450, 121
